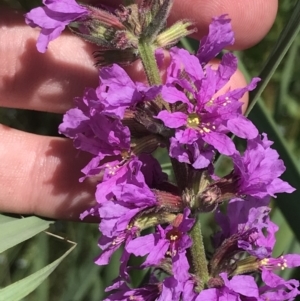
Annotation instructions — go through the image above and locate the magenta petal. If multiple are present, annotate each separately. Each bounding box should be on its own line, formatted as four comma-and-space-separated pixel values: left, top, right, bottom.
126, 234, 155, 256
215, 52, 238, 90
192, 150, 213, 169
268, 178, 296, 196
45, 0, 87, 14
285, 254, 300, 268
143, 239, 169, 266
197, 14, 235, 64
227, 115, 258, 139
172, 252, 190, 282
161, 86, 190, 104
171, 47, 204, 80
156, 111, 187, 128
37, 27, 64, 52
195, 289, 218, 301
25, 0, 88, 52
169, 137, 191, 164
95, 248, 116, 265
203, 132, 236, 155
229, 275, 259, 298
176, 128, 199, 144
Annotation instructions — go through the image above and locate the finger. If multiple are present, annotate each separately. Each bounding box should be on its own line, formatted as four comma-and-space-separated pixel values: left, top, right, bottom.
0, 124, 96, 220
0, 9, 99, 113
0, 11, 250, 114
169, 0, 278, 49
97, 0, 278, 49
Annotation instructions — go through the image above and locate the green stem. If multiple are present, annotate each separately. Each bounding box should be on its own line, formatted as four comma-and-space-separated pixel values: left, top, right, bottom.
138, 39, 169, 110
189, 215, 209, 291
138, 39, 162, 86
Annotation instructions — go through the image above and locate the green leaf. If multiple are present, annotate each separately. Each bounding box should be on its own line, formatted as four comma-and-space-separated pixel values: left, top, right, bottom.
275, 39, 299, 117
0, 216, 53, 253
246, 0, 300, 115
0, 240, 76, 301
0, 214, 18, 224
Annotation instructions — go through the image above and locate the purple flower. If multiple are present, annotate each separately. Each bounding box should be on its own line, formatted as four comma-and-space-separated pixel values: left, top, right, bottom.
99, 178, 158, 237
197, 15, 235, 65
211, 198, 300, 300
214, 198, 277, 258
196, 273, 259, 301
95, 226, 138, 278
169, 133, 215, 169
91, 158, 161, 279
80, 152, 167, 223
59, 64, 163, 190
258, 256, 300, 300
25, 0, 88, 52
232, 133, 295, 198
126, 208, 194, 282
92, 153, 167, 206
157, 46, 259, 163
103, 281, 161, 301
59, 87, 131, 161
209, 198, 277, 281
98, 64, 161, 119
104, 276, 182, 301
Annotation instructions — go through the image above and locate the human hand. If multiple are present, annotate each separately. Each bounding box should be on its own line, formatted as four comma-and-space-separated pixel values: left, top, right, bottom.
0, 0, 277, 220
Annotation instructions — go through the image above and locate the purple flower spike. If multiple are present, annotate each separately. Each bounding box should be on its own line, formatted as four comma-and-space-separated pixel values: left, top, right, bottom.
25, 0, 88, 52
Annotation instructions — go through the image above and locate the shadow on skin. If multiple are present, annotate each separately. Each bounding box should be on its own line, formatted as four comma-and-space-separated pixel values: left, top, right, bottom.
44, 138, 99, 222
1, 37, 99, 112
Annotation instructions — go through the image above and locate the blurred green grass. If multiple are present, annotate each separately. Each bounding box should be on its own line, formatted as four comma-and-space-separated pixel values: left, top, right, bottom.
1, 0, 300, 300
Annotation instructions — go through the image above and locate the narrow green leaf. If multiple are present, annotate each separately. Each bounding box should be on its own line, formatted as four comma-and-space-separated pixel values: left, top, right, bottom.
34, 234, 49, 301
275, 39, 299, 117
0, 216, 53, 253
0, 241, 76, 301
0, 214, 17, 224
246, 1, 300, 115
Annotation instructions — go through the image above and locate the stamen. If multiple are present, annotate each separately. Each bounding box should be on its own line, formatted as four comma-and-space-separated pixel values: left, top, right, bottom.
187, 113, 200, 127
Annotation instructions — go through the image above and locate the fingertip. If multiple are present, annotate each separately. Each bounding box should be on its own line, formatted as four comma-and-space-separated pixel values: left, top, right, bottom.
170, 0, 278, 50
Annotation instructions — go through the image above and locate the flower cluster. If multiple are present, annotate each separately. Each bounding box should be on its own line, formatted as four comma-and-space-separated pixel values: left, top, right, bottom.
26, 0, 300, 300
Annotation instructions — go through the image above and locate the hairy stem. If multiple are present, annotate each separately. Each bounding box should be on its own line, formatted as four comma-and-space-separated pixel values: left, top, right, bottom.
189, 215, 209, 291
138, 39, 162, 85
138, 39, 170, 110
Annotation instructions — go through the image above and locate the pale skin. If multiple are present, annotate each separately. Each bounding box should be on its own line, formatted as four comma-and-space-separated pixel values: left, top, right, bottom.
0, 0, 278, 219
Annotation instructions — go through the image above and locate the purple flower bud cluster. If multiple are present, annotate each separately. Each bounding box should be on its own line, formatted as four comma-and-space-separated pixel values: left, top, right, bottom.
25, 1, 300, 300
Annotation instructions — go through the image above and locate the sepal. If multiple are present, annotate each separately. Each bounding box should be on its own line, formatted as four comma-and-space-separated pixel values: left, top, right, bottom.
156, 20, 197, 48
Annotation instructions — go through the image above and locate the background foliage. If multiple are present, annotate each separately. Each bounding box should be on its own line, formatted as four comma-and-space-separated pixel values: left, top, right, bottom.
1, 0, 300, 300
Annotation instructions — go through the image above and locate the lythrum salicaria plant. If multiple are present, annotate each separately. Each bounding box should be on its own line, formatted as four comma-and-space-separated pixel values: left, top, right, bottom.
25, 0, 300, 300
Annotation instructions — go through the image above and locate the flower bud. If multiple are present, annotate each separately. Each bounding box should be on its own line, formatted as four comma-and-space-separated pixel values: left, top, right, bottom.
68, 1, 196, 66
